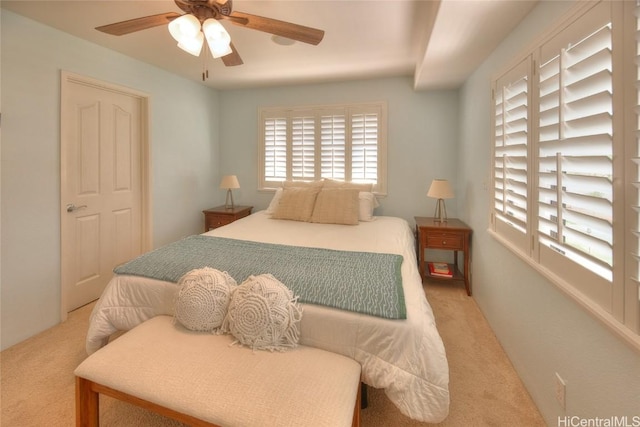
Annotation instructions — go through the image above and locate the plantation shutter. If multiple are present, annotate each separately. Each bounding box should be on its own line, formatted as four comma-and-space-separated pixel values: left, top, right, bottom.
320, 111, 346, 180
537, 6, 613, 281
291, 114, 315, 180
351, 108, 379, 183
492, 56, 531, 252
259, 102, 387, 193
263, 116, 287, 182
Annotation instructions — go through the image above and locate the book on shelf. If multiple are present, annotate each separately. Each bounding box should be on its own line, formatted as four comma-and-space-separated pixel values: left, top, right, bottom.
428, 262, 453, 278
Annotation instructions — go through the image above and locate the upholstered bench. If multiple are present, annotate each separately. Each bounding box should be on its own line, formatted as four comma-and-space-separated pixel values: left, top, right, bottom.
75, 315, 362, 427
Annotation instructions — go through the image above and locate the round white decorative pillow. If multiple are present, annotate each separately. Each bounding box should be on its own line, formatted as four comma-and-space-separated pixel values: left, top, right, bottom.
174, 267, 237, 332
223, 274, 303, 351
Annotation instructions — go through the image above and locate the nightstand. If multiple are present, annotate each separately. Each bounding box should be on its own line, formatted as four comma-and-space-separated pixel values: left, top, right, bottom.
415, 216, 472, 296
203, 205, 253, 232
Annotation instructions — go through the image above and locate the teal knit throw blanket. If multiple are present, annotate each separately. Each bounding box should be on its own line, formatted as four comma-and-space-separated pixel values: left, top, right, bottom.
114, 235, 406, 319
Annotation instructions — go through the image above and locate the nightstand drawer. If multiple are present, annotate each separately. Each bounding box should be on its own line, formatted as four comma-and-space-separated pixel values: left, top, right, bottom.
203, 206, 253, 232
207, 215, 234, 229
426, 233, 462, 249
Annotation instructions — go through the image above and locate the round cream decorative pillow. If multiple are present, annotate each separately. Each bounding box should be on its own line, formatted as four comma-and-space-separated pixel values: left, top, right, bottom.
223, 274, 303, 351
174, 267, 237, 332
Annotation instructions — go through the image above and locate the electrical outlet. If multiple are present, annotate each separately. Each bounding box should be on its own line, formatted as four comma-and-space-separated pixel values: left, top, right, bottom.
555, 372, 566, 410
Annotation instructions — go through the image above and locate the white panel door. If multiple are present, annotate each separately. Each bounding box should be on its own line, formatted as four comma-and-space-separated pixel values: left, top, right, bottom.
61, 74, 147, 312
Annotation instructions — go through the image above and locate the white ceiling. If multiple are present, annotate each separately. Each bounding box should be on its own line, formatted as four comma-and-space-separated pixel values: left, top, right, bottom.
1, 0, 538, 91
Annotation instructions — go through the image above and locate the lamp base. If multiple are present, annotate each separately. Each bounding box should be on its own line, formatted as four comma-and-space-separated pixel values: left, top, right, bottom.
433, 199, 448, 223
224, 189, 235, 210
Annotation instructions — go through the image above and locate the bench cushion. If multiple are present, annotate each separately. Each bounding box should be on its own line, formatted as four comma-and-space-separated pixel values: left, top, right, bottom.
75, 315, 361, 427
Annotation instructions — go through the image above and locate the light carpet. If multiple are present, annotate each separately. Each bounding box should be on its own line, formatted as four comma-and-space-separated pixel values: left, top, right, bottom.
1, 279, 545, 426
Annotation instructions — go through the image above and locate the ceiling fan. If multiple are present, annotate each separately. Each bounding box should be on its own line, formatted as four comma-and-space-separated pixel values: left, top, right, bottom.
95, 0, 325, 68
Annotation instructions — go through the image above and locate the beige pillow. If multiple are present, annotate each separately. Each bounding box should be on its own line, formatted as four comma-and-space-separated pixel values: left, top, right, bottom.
323, 179, 373, 192
311, 188, 360, 225
271, 187, 321, 222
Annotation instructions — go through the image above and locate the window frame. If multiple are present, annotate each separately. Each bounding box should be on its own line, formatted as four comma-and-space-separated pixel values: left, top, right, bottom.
489, 0, 640, 351
258, 101, 388, 195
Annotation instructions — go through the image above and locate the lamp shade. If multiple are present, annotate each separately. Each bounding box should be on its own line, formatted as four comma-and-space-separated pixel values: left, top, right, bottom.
219, 175, 240, 189
427, 179, 454, 199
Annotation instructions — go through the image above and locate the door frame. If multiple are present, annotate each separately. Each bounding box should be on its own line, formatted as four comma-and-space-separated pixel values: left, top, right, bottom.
59, 71, 153, 321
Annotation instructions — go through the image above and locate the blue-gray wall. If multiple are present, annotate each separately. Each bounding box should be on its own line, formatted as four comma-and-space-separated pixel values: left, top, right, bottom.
1, 11, 221, 348
218, 78, 459, 223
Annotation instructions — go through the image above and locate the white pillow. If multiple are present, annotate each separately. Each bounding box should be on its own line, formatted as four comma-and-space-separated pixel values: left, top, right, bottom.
222, 274, 303, 351
265, 187, 283, 215
359, 192, 379, 221
174, 268, 237, 332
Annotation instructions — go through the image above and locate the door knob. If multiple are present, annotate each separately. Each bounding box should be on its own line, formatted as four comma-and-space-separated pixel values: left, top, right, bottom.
66, 204, 87, 212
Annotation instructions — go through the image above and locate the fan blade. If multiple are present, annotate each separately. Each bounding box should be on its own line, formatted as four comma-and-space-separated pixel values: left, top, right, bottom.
221, 42, 243, 66
226, 11, 324, 45
96, 12, 181, 36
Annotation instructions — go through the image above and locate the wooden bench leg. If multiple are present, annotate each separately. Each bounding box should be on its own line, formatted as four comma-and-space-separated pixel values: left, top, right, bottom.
75, 377, 221, 427
76, 377, 99, 427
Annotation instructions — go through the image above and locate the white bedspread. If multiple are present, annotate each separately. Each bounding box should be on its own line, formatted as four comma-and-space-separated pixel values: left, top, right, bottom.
86, 211, 450, 422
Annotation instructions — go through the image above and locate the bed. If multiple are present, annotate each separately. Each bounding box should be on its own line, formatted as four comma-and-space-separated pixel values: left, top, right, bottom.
85, 208, 450, 423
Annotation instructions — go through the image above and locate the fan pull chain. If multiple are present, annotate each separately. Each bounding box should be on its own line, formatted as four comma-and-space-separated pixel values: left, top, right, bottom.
202, 42, 206, 81
202, 41, 211, 81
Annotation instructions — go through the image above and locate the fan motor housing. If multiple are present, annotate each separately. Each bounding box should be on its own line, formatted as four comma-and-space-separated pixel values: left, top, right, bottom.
174, 0, 232, 20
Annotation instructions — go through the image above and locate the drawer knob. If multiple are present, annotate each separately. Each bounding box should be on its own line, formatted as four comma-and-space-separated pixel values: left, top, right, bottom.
442, 241, 446, 245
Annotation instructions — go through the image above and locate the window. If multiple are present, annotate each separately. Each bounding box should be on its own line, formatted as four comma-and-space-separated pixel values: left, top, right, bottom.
259, 102, 387, 193
490, 0, 640, 347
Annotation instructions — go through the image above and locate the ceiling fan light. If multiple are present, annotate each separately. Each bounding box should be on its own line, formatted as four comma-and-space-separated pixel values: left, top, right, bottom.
202, 18, 231, 44
168, 14, 201, 43
177, 31, 204, 56
202, 19, 232, 58
202, 19, 230, 41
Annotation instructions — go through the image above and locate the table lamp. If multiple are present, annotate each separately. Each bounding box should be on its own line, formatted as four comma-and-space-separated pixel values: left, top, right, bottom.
220, 175, 240, 210
427, 179, 454, 222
